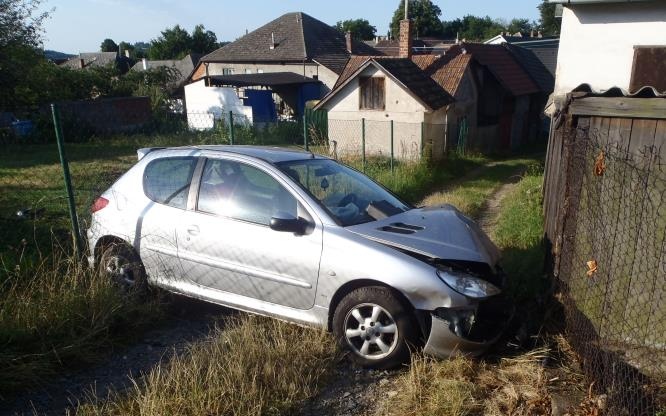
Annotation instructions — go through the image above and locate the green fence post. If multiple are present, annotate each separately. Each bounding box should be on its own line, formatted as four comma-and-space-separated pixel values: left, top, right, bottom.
51, 104, 83, 258
229, 111, 235, 145
390, 120, 394, 174
361, 118, 366, 172
420, 121, 425, 160
303, 113, 309, 151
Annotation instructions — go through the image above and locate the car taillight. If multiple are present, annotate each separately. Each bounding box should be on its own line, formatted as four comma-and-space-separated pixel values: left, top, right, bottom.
91, 197, 109, 213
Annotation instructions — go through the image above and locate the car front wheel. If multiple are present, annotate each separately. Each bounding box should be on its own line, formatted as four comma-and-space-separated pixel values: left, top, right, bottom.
333, 286, 416, 369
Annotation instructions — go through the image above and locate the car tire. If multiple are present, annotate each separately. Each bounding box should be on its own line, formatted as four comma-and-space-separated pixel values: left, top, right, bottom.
99, 242, 148, 295
333, 286, 416, 369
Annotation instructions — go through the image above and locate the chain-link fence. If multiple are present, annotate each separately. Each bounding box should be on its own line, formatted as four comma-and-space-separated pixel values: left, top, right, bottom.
545, 106, 666, 414
0, 101, 450, 276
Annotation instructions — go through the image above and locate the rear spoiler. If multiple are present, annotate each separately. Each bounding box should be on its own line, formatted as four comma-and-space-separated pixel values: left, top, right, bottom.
137, 147, 165, 161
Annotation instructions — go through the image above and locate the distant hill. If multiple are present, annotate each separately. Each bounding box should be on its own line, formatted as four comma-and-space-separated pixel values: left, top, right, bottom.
44, 50, 75, 62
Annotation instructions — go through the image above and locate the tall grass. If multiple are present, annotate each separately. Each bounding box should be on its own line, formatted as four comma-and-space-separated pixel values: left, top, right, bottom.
0, 244, 164, 397
77, 315, 337, 416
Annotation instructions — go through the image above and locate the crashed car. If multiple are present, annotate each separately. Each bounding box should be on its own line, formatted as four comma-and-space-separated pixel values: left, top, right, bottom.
88, 145, 512, 368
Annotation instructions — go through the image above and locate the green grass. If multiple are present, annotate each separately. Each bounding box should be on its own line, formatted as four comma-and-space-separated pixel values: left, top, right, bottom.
419, 158, 541, 219
492, 167, 549, 304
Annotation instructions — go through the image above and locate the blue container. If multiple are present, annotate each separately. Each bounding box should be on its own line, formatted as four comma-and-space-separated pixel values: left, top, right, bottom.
12, 120, 34, 137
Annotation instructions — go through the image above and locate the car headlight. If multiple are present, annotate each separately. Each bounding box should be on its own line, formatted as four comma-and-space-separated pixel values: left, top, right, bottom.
436, 269, 501, 299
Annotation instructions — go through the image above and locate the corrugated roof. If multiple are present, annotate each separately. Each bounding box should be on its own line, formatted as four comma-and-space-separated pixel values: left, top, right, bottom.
206, 72, 320, 87
454, 43, 541, 96
504, 43, 554, 93
201, 12, 378, 75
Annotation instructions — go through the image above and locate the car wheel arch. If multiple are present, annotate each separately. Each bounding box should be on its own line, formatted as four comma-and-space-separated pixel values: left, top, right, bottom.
95, 235, 136, 264
327, 279, 415, 332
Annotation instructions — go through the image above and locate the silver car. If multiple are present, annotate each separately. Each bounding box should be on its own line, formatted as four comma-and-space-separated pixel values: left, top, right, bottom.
88, 146, 511, 368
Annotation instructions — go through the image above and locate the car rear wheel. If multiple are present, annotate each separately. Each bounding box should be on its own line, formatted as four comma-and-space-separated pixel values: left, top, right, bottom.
333, 286, 415, 369
99, 243, 147, 294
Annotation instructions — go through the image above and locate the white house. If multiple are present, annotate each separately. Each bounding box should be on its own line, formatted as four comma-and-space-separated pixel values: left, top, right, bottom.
549, 0, 666, 96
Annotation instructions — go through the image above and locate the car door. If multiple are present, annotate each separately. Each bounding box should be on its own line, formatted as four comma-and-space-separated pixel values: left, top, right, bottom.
177, 157, 323, 310
138, 156, 197, 282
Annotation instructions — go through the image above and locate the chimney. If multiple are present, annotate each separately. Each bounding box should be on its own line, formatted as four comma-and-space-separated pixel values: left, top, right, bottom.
142, 58, 147, 70
345, 31, 353, 54
538, 31, 543, 38
124, 49, 130, 58
79, 58, 85, 69
399, 0, 413, 58
270, 32, 276, 50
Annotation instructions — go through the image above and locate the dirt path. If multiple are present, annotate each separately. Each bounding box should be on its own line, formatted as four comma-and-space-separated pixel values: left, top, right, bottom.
0, 297, 225, 416
476, 173, 523, 236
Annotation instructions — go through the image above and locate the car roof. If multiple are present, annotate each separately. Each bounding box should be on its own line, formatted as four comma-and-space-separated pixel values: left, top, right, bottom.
170, 145, 327, 164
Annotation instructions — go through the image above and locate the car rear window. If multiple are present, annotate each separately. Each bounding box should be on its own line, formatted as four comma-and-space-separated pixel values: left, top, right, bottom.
143, 157, 197, 209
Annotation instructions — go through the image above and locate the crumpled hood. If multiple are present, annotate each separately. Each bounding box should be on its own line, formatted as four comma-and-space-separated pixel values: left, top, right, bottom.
346, 205, 501, 266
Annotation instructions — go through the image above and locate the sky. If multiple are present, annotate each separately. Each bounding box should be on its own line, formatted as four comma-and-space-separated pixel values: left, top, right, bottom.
38, 0, 542, 53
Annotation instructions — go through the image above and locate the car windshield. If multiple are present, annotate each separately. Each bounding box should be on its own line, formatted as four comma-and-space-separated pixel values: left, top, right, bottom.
276, 159, 410, 226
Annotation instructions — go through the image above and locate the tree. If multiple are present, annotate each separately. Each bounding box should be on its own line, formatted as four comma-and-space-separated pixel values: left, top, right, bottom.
191, 24, 219, 54
0, 0, 50, 110
100, 38, 118, 52
335, 19, 377, 40
149, 24, 219, 60
506, 18, 533, 35
390, 0, 443, 39
149, 25, 191, 59
537, 0, 561, 35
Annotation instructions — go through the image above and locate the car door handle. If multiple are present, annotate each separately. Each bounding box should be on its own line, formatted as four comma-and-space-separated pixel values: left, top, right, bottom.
186, 225, 200, 235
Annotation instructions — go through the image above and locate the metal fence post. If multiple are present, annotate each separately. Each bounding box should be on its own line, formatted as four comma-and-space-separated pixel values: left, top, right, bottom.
361, 118, 366, 172
228, 111, 235, 145
51, 104, 83, 258
303, 113, 308, 151
420, 121, 425, 160
390, 120, 394, 173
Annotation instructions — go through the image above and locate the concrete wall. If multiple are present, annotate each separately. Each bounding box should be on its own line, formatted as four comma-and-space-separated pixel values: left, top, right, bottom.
202, 62, 339, 95
555, 2, 666, 94
321, 66, 428, 160
184, 79, 253, 130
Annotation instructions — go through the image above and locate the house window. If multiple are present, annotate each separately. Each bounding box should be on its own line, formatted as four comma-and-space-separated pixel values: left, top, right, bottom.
630, 46, 666, 93
359, 77, 385, 110
222, 68, 234, 75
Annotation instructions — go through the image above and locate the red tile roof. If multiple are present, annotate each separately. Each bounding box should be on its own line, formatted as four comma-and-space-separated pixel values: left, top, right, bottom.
453, 43, 540, 96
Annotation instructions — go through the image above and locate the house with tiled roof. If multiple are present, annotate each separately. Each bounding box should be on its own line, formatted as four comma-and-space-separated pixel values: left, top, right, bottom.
59, 52, 133, 73
188, 12, 378, 93
132, 54, 202, 96
184, 12, 379, 126
316, 14, 550, 157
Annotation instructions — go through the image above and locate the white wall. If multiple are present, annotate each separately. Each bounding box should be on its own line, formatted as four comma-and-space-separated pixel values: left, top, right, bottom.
555, 2, 666, 95
184, 79, 252, 130
321, 66, 428, 160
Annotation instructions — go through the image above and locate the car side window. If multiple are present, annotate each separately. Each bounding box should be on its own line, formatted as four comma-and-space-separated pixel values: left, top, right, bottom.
143, 157, 197, 209
197, 159, 298, 225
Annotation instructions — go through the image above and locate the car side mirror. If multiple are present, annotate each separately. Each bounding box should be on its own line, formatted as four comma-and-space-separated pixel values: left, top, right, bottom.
269, 212, 306, 235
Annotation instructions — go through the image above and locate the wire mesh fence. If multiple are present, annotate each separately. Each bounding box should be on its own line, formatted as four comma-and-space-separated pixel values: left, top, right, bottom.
0, 102, 449, 277
551, 115, 666, 415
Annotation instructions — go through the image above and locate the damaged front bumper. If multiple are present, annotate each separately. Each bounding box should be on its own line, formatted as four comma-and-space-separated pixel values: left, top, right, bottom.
422, 295, 514, 358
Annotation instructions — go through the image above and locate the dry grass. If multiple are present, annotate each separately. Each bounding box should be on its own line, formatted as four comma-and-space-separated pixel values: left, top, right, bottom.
379, 349, 552, 416
0, 243, 164, 396
77, 314, 338, 416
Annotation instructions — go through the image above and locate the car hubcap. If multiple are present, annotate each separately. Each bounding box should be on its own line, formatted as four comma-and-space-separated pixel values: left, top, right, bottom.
105, 255, 136, 288
343, 303, 398, 360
